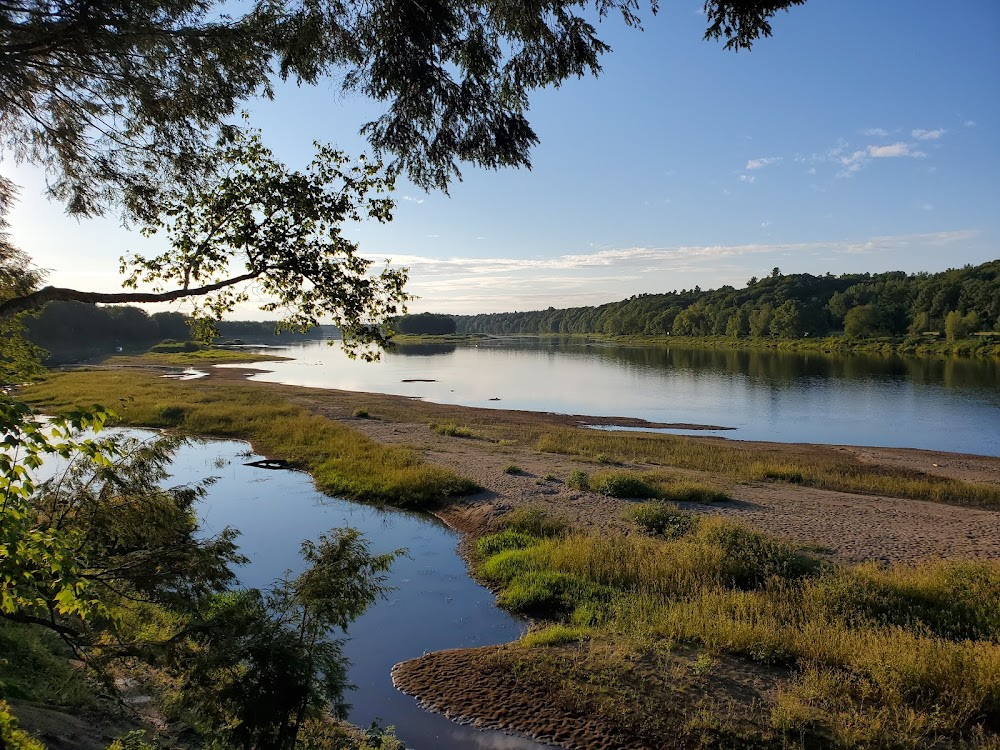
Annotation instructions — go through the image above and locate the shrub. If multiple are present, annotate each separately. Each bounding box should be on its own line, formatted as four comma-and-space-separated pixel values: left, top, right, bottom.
697, 518, 820, 588
149, 340, 200, 353
658, 482, 731, 504
566, 470, 589, 490
502, 463, 523, 475
627, 502, 698, 539
352, 408, 371, 419
590, 471, 659, 499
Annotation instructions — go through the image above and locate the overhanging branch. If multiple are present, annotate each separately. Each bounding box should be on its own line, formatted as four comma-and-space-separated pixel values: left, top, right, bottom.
0, 271, 260, 316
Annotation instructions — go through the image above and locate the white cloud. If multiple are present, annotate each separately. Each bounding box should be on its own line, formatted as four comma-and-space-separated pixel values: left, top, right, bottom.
911, 128, 945, 140
372, 230, 982, 312
862, 128, 890, 137
869, 142, 923, 158
738, 174, 756, 183
964, 120, 977, 127
401, 195, 425, 204
837, 142, 925, 176
745, 156, 781, 170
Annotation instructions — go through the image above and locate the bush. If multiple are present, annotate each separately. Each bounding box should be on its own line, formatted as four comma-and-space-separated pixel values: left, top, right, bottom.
353, 408, 371, 419
502, 463, 522, 475
566, 470, 589, 490
697, 518, 820, 588
149, 339, 200, 353
590, 471, 659, 499
658, 482, 731, 504
627, 502, 698, 539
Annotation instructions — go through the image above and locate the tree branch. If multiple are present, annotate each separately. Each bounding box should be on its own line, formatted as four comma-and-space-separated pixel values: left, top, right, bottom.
0, 271, 260, 316
1, 610, 82, 637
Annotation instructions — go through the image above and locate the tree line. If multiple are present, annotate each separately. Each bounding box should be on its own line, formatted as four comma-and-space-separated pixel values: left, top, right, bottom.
22, 302, 335, 364
452, 261, 1000, 341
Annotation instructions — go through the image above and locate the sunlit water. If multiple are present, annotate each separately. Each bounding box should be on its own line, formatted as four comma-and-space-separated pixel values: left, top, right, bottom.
218, 338, 1000, 456
71, 432, 548, 750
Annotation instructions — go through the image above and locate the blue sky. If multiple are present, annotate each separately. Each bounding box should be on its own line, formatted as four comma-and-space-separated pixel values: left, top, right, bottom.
7, 0, 999, 316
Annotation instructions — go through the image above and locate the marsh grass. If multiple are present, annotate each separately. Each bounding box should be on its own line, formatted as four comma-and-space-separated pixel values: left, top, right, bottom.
535, 429, 1000, 508
475, 510, 1000, 748
589, 470, 733, 502
429, 422, 478, 438
21, 371, 478, 508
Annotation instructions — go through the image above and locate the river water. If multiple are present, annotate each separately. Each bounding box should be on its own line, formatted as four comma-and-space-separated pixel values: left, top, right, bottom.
219, 338, 1000, 457
164, 436, 550, 750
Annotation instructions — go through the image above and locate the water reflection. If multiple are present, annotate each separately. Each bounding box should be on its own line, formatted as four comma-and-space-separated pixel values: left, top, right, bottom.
163, 436, 547, 750
218, 339, 1000, 456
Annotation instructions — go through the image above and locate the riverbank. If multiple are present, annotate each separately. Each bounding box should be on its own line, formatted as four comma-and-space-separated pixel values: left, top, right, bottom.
17, 362, 1000, 749
399, 331, 1000, 358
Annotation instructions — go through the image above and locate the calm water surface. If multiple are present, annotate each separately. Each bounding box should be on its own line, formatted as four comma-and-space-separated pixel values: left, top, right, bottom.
163, 436, 549, 750
221, 338, 1000, 456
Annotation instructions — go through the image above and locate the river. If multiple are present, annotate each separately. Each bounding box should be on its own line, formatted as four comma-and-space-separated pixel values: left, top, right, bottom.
166, 435, 551, 750
217, 338, 1000, 457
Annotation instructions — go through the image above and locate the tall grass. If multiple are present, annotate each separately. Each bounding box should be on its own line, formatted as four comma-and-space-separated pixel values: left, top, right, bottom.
20, 371, 478, 508
536, 429, 1000, 508
476, 508, 1000, 748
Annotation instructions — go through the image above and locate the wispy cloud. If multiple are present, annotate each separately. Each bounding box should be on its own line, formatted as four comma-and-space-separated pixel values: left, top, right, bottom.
911, 128, 946, 140
745, 156, 781, 170
370, 230, 980, 312
838, 142, 926, 176
401, 195, 425, 204
862, 127, 890, 137
738, 174, 756, 183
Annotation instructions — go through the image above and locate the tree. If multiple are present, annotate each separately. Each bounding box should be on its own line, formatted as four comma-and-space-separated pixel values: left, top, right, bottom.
843, 304, 884, 339
2, 130, 409, 351
944, 309, 979, 341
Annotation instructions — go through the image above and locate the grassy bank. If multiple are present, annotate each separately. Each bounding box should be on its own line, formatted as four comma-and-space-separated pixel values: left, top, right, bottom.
20, 369, 477, 508
581, 332, 1000, 359
472, 506, 1000, 749
98, 348, 289, 367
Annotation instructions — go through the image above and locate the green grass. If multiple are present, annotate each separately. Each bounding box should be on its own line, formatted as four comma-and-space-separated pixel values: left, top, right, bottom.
473, 511, 1000, 748
501, 463, 523, 475
535, 429, 1000, 508
429, 422, 478, 438
20, 370, 478, 509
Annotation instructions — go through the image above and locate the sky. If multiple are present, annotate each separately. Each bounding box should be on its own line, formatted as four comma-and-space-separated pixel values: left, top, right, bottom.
6, 0, 999, 317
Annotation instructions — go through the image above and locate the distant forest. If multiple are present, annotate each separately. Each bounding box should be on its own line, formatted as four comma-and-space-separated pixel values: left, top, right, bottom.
452, 261, 1000, 341
24, 302, 335, 363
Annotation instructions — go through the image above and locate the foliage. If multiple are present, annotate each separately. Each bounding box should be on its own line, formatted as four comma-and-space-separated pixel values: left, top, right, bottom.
0, 701, 44, 750
393, 313, 457, 336
626, 502, 698, 539
452, 261, 1000, 344
588, 471, 659, 498
167, 530, 400, 749
113, 130, 408, 349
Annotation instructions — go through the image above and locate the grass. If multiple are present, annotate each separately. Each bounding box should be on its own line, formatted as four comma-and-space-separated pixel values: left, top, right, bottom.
20, 370, 478, 509
429, 422, 478, 438
103, 349, 287, 367
473, 507, 1000, 748
501, 463, 523, 475
535, 429, 1000, 508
